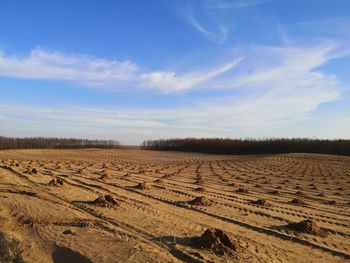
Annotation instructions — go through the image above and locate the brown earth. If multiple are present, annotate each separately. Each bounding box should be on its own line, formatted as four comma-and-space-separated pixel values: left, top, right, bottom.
0, 149, 349, 262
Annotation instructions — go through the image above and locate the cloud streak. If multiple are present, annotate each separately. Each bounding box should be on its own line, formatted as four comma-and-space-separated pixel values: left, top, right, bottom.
0, 48, 239, 92
209, 0, 268, 9
0, 41, 348, 143
186, 9, 229, 44
180, 0, 269, 44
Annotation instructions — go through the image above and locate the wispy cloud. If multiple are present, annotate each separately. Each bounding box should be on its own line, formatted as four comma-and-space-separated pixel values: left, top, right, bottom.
180, 0, 269, 44
209, 0, 268, 9
186, 9, 229, 44
0, 41, 348, 143
141, 59, 241, 92
0, 47, 238, 92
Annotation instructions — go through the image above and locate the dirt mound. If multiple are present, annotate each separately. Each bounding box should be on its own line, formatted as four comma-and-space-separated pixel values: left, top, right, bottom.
286, 219, 328, 237
289, 198, 307, 206
24, 168, 34, 175
251, 199, 271, 207
295, 191, 306, 196
134, 182, 151, 190
48, 178, 64, 186
196, 178, 204, 184
189, 196, 212, 206
137, 168, 145, 174
100, 170, 111, 180
76, 168, 85, 175
236, 187, 249, 194
195, 187, 206, 192
193, 228, 242, 256
52, 246, 91, 263
89, 195, 118, 207
154, 179, 164, 184
327, 200, 338, 205
0, 231, 23, 263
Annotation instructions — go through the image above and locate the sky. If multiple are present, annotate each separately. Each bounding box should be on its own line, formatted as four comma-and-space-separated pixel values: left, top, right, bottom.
0, 0, 350, 145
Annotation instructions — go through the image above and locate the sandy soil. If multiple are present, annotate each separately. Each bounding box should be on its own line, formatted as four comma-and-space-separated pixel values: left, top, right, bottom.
0, 149, 349, 262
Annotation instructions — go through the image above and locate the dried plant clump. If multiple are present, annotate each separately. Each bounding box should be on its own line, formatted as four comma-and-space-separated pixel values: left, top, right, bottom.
193, 228, 243, 256
286, 219, 328, 237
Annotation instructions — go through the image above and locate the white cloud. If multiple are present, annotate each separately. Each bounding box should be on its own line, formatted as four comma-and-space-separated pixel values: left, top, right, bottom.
186, 10, 229, 44
0, 42, 348, 143
141, 59, 241, 92
209, 0, 268, 9
0, 47, 238, 92
0, 48, 138, 84
180, 0, 268, 44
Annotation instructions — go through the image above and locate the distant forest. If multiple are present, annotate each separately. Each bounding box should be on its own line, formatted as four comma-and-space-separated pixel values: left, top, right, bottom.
141, 138, 350, 156
0, 136, 120, 150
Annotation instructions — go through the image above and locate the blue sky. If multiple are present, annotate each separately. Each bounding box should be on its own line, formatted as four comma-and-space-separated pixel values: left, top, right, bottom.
0, 0, 349, 144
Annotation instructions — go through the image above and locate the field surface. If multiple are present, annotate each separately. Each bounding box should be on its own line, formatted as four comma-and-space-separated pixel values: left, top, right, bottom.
0, 149, 349, 262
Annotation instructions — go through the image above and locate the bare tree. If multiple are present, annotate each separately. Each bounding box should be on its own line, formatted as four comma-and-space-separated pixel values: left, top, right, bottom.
0, 136, 120, 150
141, 138, 350, 156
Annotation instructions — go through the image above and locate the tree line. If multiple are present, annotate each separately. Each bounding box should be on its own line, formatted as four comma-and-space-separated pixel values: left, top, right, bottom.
141, 138, 350, 156
0, 136, 120, 150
